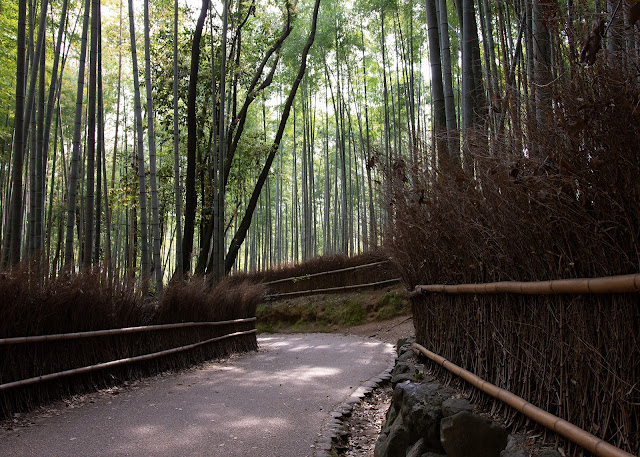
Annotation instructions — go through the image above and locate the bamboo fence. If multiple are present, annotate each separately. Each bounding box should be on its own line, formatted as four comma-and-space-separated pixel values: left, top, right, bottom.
0, 329, 256, 391
264, 277, 401, 300
409, 273, 640, 455
0, 317, 257, 345
412, 342, 634, 457
414, 273, 640, 295
263, 260, 389, 285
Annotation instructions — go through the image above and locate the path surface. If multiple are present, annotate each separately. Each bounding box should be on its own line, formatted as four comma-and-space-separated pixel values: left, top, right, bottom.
0, 334, 395, 457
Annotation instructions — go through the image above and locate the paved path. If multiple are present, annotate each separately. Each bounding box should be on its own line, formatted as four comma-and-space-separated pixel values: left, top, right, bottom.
0, 334, 395, 457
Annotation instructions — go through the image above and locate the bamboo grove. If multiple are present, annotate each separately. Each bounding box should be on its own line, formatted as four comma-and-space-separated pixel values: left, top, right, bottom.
0, 0, 639, 291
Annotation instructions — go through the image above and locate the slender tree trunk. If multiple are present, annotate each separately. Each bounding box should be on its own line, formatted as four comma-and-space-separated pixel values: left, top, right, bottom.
3, 0, 26, 266
144, 0, 163, 291
438, 0, 458, 159
173, 0, 183, 276
112, 0, 123, 189
214, 0, 229, 281
128, 0, 150, 291
27, 60, 36, 257
380, 8, 391, 222
323, 85, 330, 254
46, 103, 60, 273
182, 0, 210, 274
83, 0, 99, 270
34, 24, 46, 260
524, 0, 535, 126
288, 106, 296, 260
461, 0, 475, 171
64, 0, 91, 268
360, 21, 377, 248
98, 47, 112, 278
225, 0, 321, 273
533, 0, 552, 132
425, 0, 447, 163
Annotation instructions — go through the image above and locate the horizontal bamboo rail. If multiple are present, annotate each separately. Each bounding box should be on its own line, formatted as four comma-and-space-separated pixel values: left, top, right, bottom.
412, 342, 634, 457
263, 260, 389, 285
414, 273, 640, 295
0, 329, 257, 392
264, 277, 401, 300
0, 317, 257, 345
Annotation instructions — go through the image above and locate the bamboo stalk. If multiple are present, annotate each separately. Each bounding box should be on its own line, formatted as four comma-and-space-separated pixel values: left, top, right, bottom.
0, 329, 257, 391
412, 342, 634, 457
264, 277, 401, 300
263, 260, 390, 285
414, 274, 640, 295
0, 317, 257, 345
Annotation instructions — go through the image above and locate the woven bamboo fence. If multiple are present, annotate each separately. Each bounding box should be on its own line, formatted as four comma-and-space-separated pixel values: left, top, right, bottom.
412, 342, 634, 457
0, 317, 257, 417
250, 252, 399, 295
410, 286, 639, 456
0, 272, 264, 418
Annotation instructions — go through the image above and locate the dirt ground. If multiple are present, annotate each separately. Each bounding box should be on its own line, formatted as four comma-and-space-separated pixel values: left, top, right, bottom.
335, 314, 415, 345
329, 315, 412, 457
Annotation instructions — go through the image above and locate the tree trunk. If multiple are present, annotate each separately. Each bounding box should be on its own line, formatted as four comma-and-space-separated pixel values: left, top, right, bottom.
182, 0, 211, 274
225, 0, 321, 273
438, 0, 458, 159
3, 0, 25, 265
461, 0, 475, 171
144, 0, 163, 291
83, 0, 99, 270
213, 0, 229, 281
360, 21, 377, 248
128, 0, 150, 291
425, 0, 447, 164
64, 0, 91, 267
533, 0, 552, 132
173, 0, 183, 277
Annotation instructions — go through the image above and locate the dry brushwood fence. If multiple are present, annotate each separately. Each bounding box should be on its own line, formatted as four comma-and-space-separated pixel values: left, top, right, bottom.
386, 64, 640, 456
0, 269, 264, 419
248, 251, 399, 297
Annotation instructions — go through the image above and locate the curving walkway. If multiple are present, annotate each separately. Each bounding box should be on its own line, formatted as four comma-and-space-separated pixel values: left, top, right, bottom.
0, 334, 395, 457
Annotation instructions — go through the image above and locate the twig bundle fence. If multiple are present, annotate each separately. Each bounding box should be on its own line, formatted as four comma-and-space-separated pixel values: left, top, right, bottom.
386, 64, 640, 455
410, 292, 639, 455
412, 341, 635, 457
0, 269, 263, 418
251, 252, 399, 296
0, 324, 257, 391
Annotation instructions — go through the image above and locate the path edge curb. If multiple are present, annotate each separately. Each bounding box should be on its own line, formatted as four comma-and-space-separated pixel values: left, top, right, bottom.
313, 342, 397, 456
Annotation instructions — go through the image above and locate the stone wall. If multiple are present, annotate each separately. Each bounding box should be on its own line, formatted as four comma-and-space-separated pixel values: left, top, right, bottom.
374, 341, 562, 457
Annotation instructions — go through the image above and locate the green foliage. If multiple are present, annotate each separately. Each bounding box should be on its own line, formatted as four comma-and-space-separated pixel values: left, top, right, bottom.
374, 291, 409, 321
0, 0, 17, 145
256, 294, 368, 332
323, 297, 367, 326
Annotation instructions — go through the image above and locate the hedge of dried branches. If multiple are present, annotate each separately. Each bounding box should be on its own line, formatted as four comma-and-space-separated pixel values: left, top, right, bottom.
248, 251, 397, 295
0, 268, 264, 418
386, 64, 640, 455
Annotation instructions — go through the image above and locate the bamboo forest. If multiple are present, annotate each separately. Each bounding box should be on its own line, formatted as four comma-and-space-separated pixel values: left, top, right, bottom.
2, 0, 640, 454
0, 0, 639, 291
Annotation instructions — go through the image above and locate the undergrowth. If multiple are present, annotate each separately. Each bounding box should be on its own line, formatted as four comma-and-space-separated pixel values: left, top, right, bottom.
256, 287, 410, 333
